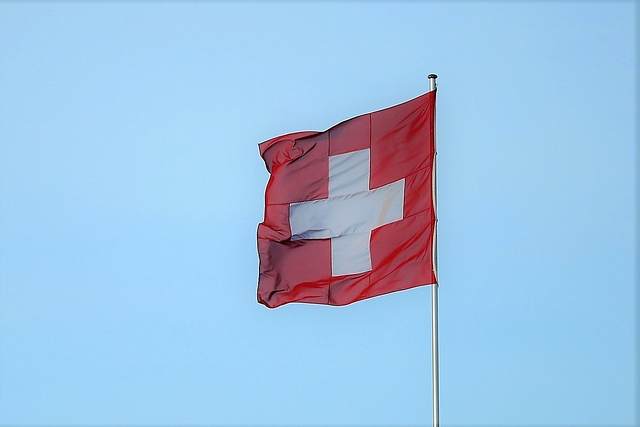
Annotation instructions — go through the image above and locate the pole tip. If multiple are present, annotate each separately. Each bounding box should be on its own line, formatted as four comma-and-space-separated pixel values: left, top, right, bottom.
428, 74, 438, 79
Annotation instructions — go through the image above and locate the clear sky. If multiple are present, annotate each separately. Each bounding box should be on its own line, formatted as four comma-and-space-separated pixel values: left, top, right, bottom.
0, 2, 636, 426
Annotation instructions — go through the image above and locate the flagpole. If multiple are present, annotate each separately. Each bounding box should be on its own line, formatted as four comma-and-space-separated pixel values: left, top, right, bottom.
427, 73, 439, 427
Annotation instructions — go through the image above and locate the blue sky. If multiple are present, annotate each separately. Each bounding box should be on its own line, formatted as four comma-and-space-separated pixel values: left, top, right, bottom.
0, 2, 636, 426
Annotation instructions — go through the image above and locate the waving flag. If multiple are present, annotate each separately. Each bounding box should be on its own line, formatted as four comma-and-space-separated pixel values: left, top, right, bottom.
257, 91, 437, 308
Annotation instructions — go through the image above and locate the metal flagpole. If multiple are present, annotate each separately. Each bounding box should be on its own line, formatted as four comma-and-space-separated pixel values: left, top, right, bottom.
427, 73, 439, 427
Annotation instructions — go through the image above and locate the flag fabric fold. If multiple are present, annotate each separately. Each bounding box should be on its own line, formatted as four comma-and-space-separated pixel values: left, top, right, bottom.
257, 91, 437, 308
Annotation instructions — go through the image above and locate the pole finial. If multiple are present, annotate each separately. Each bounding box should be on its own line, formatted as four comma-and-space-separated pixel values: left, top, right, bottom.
427, 74, 438, 91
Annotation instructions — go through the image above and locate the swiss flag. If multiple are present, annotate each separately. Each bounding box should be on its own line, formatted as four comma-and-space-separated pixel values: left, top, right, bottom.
257, 91, 437, 308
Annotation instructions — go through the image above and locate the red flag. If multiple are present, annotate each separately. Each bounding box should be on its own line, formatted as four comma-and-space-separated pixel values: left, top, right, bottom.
257, 91, 437, 308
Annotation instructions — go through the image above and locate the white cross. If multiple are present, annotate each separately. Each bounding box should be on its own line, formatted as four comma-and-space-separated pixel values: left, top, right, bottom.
289, 149, 405, 276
